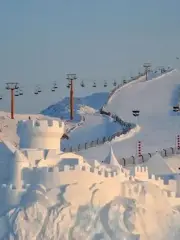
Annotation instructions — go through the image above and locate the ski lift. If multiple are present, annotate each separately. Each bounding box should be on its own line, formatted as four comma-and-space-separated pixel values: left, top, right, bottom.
15, 90, 19, 97
51, 87, 55, 92
113, 80, 117, 87
38, 87, 41, 93
66, 83, 70, 88
173, 106, 179, 112
92, 81, 96, 87
80, 80, 85, 87
53, 82, 58, 89
123, 80, 127, 84
104, 81, 107, 87
19, 89, 23, 96
34, 88, 38, 95
0, 95, 2, 100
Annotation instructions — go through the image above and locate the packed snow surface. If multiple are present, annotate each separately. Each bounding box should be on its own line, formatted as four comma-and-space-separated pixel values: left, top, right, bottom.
80, 69, 180, 161
41, 92, 109, 121
1, 181, 180, 240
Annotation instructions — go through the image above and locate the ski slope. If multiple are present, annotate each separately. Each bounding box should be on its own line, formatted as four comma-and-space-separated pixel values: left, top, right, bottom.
80, 69, 180, 161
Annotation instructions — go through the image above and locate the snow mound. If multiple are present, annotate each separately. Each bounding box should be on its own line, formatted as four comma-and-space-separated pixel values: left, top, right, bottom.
41, 92, 109, 121
77, 105, 97, 115
1, 181, 180, 239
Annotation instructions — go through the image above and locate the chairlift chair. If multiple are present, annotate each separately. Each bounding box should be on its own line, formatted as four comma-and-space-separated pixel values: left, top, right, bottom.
34, 89, 38, 95
0, 96, 2, 100
51, 87, 55, 92
104, 81, 107, 87
54, 82, 58, 89
92, 81, 96, 87
123, 80, 127, 84
113, 80, 117, 87
38, 87, 42, 93
80, 81, 85, 87
173, 106, 180, 112
66, 83, 70, 88
19, 89, 23, 95
15, 90, 19, 97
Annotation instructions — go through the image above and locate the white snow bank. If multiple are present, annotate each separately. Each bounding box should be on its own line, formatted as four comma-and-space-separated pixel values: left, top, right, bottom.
41, 92, 109, 121
1, 181, 180, 239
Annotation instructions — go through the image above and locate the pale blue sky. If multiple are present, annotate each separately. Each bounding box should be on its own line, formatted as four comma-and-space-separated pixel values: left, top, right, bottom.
0, 0, 180, 113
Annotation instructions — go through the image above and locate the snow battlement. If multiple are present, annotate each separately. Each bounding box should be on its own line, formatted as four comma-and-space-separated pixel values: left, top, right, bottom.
17, 119, 64, 135
121, 182, 178, 201
30, 163, 121, 183
17, 119, 65, 149
6, 163, 130, 190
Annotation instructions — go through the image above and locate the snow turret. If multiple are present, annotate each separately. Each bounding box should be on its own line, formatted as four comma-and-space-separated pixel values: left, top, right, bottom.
17, 119, 65, 150
11, 149, 29, 189
104, 146, 120, 168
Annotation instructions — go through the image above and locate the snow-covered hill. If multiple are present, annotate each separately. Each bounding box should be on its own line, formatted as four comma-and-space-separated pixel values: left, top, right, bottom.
0, 92, 127, 150
80, 69, 180, 161
41, 92, 109, 121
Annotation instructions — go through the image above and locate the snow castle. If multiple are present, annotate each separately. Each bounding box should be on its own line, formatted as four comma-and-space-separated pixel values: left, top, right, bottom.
0, 120, 127, 190
1, 119, 180, 212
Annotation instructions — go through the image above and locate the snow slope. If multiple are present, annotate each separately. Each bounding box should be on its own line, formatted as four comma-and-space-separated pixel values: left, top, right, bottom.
41, 92, 109, 121
61, 113, 123, 149
80, 69, 180, 161
41, 92, 126, 150
0, 90, 125, 154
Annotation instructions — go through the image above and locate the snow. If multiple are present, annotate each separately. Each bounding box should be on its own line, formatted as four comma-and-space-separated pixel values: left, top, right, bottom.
143, 153, 175, 175
80, 69, 180, 161
1, 68, 180, 239
41, 92, 109, 121
62, 113, 123, 149
128, 152, 175, 177
166, 155, 180, 173
104, 146, 120, 168
0, 181, 180, 239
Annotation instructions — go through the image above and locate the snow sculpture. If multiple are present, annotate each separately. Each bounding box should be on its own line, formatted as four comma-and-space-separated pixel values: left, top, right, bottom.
134, 166, 148, 180
17, 119, 65, 150
11, 149, 29, 189
104, 146, 120, 168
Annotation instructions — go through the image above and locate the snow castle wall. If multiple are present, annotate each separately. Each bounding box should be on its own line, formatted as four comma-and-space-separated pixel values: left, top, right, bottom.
20, 164, 131, 189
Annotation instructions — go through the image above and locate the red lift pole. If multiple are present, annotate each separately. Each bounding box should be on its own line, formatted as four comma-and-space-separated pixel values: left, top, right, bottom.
6, 82, 19, 119
66, 74, 76, 120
